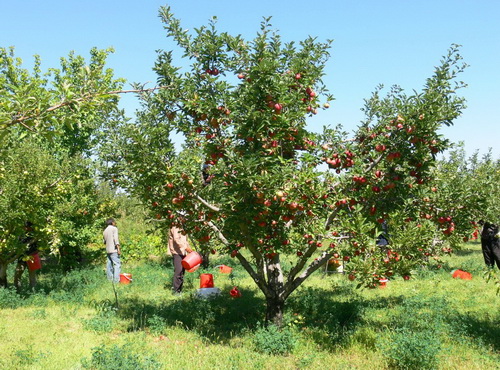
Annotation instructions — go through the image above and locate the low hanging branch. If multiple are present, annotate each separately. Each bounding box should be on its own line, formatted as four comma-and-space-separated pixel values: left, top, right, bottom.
4, 86, 171, 129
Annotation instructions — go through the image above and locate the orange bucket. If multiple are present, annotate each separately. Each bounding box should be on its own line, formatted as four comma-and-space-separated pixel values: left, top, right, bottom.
182, 251, 202, 270
200, 273, 214, 288
119, 273, 132, 284
218, 265, 233, 274
27, 253, 42, 271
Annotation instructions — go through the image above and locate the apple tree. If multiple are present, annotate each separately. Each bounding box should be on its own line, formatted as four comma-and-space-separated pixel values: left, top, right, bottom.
102, 7, 468, 325
0, 47, 124, 285
0, 46, 125, 146
0, 138, 64, 286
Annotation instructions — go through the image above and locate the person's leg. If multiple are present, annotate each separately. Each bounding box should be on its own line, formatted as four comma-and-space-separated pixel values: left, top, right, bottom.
109, 253, 121, 283
172, 254, 185, 293
14, 261, 26, 290
492, 239, 500, 270
481, 238, 494, 267
28, 269, 37, 288
106, 254, 114, 280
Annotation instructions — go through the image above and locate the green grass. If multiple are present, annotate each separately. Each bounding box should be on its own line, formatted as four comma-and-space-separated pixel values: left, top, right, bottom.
0, 241, 499, 369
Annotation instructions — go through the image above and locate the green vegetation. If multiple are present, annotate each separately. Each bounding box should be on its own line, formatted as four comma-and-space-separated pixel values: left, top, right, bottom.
0, 241, 498, 369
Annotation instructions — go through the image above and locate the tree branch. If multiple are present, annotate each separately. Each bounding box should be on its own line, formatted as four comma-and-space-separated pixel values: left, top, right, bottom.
235, 252, 271, 297
5, 86, 171, 128
195, 194, 221, 212
206, 221, 227, 244
283, 249, 334, 299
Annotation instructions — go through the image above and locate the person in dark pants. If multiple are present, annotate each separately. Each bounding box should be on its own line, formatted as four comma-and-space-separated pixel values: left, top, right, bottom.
167, 226, 193, 294
480, 221, 500, 269
14, 222, 39, 290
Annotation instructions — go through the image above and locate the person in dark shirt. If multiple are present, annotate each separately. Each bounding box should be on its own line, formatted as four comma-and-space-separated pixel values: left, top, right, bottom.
480, 221, 500, 269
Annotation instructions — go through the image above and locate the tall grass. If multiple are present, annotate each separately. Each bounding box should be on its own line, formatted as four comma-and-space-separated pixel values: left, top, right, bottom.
0, 241, 498, 369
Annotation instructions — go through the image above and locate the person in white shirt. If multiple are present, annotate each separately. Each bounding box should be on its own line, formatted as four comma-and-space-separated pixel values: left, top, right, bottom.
103, 218, 121, 282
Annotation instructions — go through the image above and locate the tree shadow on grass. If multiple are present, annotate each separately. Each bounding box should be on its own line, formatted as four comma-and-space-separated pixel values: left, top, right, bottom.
453, 313, 500, 352
112, 282, 410, 349
116, 289, 265, 342
286, 285, 407, 352
454, 248, 482, 256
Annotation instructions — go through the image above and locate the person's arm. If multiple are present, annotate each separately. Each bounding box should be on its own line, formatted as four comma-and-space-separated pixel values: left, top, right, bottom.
114, 227, 121, 255
168, 228, 174, 252
183, 231, 193, 254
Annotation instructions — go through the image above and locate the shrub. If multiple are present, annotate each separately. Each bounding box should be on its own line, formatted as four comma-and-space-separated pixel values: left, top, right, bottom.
253, 324, 297, 356
83, 310, 118, 333
13, 349, 48, 366
0, 287, 22, 309
147, 314, 167, 335
81, 344, 161, 369
383, 328, 441, 370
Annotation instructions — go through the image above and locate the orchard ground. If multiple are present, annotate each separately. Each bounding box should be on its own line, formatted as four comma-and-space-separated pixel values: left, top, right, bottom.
0, 240, 498, 369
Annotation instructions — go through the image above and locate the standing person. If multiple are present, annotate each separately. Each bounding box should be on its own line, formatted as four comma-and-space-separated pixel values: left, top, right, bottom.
168, 225, 193, 294
14, 221, 39, 290
103, 218, 121, 283
480, 221, 500, 269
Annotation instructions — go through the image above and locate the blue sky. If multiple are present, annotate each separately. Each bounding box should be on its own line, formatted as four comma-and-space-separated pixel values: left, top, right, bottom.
2, 0, 499, 158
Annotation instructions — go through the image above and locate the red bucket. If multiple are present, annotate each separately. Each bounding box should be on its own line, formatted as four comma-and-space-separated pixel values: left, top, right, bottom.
182, 251, 202, 270
119, 273, 132, 284
27, 253, 42, 271
187, 264, 200, 273
200, 273, 214, 288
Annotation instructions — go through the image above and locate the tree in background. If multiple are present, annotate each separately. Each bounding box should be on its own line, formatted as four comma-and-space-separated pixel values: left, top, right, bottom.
102, 7, 470, 325
0, 47, 123, 144
0, 47, 124, 285
432, 145, 500, 291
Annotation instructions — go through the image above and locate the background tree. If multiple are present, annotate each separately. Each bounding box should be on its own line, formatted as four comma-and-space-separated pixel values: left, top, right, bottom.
0, 47, 125, 286
102, 7, 469, 325
0, 47, 124, 143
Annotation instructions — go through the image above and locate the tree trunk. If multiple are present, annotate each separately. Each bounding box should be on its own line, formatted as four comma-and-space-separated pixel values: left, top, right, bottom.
264, 255, 286, 326
201, 251, 210, 268
0, 263, 8, 288
265, 296, 285, 327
